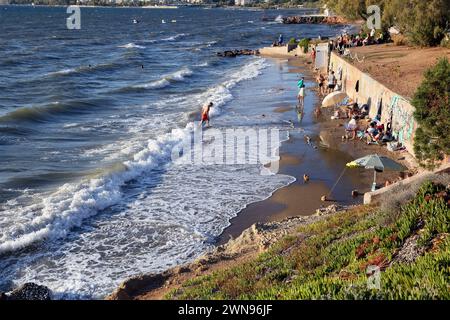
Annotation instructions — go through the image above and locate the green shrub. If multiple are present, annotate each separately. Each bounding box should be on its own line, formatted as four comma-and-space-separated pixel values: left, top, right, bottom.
412, 58, 450, 168
288, 38, 298, 45
298, 38, 310, 54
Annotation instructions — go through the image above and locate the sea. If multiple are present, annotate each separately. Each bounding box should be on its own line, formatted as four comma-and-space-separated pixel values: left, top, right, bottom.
0, 5, 349, 299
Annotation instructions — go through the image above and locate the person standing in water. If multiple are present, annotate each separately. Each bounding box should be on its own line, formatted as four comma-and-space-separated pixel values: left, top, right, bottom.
200, 102, 213, 127
297, 77, 306, 108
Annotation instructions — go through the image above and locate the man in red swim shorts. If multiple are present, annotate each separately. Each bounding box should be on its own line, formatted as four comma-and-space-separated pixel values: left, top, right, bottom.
200, 102, 213, 128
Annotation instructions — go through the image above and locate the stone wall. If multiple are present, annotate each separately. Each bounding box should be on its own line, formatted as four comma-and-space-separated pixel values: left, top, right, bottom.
329, 52, 417, 155
364, 164, 450, 204
259, 45, 308, 58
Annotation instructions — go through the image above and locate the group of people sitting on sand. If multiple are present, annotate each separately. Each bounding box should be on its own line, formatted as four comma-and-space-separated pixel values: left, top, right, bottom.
334, 103, 395, 146
330, 28, 388, 55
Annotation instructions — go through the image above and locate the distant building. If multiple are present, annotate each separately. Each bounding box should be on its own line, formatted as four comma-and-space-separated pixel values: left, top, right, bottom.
235, 0, 254, 6
0, 0, 9, 4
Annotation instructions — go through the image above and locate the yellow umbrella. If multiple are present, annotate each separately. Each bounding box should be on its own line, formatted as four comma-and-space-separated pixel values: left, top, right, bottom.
346, 161, 360, 168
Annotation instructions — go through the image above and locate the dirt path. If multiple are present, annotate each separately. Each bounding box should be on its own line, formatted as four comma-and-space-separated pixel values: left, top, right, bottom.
348, 44, 450, 99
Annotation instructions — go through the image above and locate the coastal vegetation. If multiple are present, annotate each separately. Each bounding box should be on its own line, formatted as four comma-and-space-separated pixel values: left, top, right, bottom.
324, 0, 450, 47
166, 180, 450, 299
412, 58, 450, 169
288, 37, 309, 53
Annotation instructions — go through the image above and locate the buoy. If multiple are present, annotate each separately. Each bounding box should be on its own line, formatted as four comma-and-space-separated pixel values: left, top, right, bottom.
321, 195, 327, 202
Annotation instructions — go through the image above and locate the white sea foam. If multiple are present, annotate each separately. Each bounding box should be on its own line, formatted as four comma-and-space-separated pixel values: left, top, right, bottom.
161, 33, 187, 41
134, 68, 193, 89
118, 43, 146, 49
138, 78, 171, 89
194, 61, 209, 67
202, 58, 268, 117
0, 58, 268, 255
45, 68, 77, 77
170, 68, 193, 81
0, 127, 192, 254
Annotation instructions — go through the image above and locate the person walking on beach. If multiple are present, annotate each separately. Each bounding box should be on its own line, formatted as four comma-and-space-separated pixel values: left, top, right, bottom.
317, 73, 325, 96
327, 71, 336, 93
311, 47, 316, 62
200, 102, 213, 128
297, 77, 306, 108
297, 76, 305, 90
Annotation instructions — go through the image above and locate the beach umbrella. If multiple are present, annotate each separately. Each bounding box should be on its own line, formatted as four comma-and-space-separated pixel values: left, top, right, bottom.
321, 91, 348, 108
346, 154, 407, 191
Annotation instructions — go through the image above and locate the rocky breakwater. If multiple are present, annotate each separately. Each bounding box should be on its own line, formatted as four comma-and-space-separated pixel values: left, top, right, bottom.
283, 15, 347, 25
216, 49, 260, 58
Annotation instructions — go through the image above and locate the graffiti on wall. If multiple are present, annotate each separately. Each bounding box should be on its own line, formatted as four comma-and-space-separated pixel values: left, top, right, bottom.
387, 95, 415, 144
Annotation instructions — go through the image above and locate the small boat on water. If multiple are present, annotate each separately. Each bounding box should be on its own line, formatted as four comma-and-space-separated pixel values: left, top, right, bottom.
162, 20, 166, 24
132, 19, 139, 24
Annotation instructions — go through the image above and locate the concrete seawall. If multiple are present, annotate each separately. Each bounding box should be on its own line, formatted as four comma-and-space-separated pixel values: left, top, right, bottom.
259, 46, 309, 58
364, 163, 450, 204
329, 52, 417, 156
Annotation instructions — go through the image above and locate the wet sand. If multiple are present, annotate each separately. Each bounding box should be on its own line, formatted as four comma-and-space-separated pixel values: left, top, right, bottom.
217, 57, 396, 245
274, 105, 293, 113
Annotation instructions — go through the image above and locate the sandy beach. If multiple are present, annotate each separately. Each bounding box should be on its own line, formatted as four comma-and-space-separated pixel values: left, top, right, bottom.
107, 53, 419, 300
217, 56, 414, 245
2, 1, 449, 305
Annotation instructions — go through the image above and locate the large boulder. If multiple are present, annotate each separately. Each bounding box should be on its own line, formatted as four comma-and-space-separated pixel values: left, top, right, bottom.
4, 283, 52, 300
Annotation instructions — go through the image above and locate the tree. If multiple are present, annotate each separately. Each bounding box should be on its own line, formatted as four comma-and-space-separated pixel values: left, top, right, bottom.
383, 0, 450, 47
412, 58, 450, 168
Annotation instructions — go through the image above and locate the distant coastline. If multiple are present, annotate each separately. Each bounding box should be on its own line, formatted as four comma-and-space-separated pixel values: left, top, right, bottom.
2, 2, 320, 11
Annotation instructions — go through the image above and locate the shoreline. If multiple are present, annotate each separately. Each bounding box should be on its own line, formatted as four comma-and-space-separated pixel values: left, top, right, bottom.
108, 55, 415, 300
108, 203, 351, 300
217, 56, 414, 246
